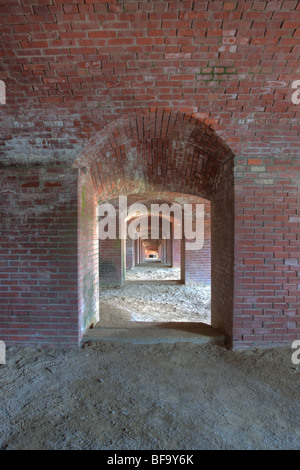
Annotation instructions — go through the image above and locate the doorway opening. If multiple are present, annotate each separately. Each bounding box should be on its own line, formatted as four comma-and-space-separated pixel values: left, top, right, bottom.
125, 211, 181, 283
78, 109, 234, 346
97, 193, 211, 328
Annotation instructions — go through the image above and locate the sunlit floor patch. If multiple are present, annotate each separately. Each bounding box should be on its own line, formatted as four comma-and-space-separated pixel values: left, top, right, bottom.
99, 266, 211, 326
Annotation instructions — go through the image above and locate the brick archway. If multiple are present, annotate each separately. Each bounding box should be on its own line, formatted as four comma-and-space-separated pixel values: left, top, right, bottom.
115, 193, 212, 284
77, 109, 235, 344
75, 108, 233, 201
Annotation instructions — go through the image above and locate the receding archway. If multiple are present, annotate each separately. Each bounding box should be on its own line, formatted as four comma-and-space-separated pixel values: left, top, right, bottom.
98, 201, 213, 327
76, 109, 234, 345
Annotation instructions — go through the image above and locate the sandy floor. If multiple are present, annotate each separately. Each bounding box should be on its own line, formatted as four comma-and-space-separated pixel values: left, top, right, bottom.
99, 265, 211, 326
1, 266, 298, 450
126, 264, 181, 281
0, 342, 299, 450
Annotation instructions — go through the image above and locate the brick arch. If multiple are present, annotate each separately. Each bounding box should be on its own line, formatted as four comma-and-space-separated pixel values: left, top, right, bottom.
80, 110, 235, 344
75, 108, 234, 201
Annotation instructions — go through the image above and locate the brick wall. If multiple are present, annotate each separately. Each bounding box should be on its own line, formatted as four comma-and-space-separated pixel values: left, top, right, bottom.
211, 158, 235, 341
0, 167, 79, 347
184, 239, 211, 285
126, 238, 134, 270
134, 239, 139, 265
172, 238, 181, 268
99, 238, 124, 286
78, 168, 99, 336
1, 1, 299, 166
183, 200, 211, 285
233, 157, 300, 348
1, 1, 300, 348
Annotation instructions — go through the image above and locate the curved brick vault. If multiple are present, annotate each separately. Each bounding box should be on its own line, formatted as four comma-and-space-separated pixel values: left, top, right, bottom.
75, 109, 234, 201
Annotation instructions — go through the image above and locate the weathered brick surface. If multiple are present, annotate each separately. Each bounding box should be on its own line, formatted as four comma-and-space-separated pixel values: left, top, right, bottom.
126, 238, 134, 270
78, 168, 99, 335
183, 199, 211, 285
165, 238, 172, 265
0, 1, 299, 166
172, 238, 181, 268
0, 1, 299, 348
99, 238, 124, 286
233, 157, 300, 348
0, 167, 80, 347
211, 158, 234, 341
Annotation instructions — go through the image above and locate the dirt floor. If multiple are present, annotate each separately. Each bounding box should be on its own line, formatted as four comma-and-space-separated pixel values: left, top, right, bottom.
126, 263, 181, 281
0, 341, 299, 450
1, 265, 299, 450
99, 265, 211, 326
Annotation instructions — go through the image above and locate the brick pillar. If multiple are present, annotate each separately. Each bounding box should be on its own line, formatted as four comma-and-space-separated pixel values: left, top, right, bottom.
0, 167, 80, 347
135, 239, 139, 265
78, 169, 99, 336
140, 239, 145, 263
161, 239, 167, 263
181, 238, 186, 283
233, 157, 300, 348
172, 239, 181, 268
99, 235, 125, 287
166, 238, 172, 266
158, 243, 162, 261
182, 201, 211, 285
211, 158, 234, 342
126, 238, 134, 270
132, 239, 136, 267
183, 244, 211, 285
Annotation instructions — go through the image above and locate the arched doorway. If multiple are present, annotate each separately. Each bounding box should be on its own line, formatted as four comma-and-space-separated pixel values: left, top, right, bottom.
76, 109, 234, 345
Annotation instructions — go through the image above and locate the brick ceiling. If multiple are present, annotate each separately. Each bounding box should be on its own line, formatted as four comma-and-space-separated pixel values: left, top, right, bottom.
78, 109, 233, 200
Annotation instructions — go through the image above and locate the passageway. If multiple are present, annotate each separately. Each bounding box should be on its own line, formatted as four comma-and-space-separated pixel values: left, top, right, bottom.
126, 263, 181, 282
97, 264, 211, 328
78, 111, 235, 346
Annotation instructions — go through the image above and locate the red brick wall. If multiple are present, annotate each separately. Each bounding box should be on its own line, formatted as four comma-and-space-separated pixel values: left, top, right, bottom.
99, 238, 124, 286
183, 200, 211, 285
233, 157, 300, 348
78, 169, 99, 336
134, 239, 139, 265
1, 1, 300, 348
211, 158, 234, 341
0, 167, 79, 347
172, 238, 181, 268
184, 239, 211, 285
